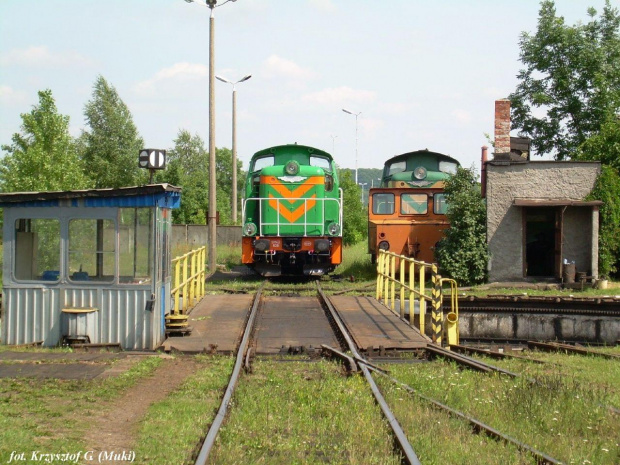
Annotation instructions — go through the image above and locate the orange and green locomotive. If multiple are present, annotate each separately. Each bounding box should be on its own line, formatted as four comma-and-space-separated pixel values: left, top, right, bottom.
368, 149, 460, 264
242, 144, 343, 276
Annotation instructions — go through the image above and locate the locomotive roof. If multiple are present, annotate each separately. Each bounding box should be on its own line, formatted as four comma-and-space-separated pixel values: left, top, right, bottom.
251, 144, 333, 160
383, 149, 460, 166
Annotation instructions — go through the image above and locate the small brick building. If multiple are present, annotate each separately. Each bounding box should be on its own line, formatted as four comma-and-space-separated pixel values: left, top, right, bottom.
485, 100, 601, 282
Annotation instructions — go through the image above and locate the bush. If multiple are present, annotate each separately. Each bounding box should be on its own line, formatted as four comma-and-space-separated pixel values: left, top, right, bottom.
435, 167, 489, 285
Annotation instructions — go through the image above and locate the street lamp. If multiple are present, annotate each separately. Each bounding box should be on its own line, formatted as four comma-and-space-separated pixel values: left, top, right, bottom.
185, 0, 237, 273
216, 74, 251, 224
342, 108, 361, 184
358, 182, 367, 203
330, 134, 337, 154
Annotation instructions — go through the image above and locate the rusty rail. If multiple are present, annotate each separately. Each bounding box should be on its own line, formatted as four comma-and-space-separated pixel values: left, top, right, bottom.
528, 341, 620, 360
318, 281, 422, 465
194, 282, 265, 465
368, 366, 564, 465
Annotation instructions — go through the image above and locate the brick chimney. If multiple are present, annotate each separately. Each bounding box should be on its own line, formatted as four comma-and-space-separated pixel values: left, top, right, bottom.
494, 99, 511, 155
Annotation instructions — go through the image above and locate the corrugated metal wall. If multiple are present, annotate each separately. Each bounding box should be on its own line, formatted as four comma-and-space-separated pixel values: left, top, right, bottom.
2, 287, 161, 349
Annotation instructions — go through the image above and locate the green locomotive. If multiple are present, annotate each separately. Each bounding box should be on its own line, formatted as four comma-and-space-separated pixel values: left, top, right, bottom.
242, 144, 343, 276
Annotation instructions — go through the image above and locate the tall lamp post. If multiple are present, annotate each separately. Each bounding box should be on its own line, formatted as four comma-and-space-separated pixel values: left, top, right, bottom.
358, 182, 367, 203
342, 108, 361, 184
185, 0, 237, 273
216, 74, 251, 224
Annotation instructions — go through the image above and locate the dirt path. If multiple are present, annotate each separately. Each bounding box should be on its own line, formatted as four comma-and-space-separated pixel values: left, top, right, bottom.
83, 356, 199, 463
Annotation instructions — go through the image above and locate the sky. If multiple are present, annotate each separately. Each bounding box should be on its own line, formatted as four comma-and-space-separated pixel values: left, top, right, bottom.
0, 0, 610, 176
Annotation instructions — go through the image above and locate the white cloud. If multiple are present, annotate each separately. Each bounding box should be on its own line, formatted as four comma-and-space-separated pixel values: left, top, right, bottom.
0, 46, 93, 68
133, 62, 208, 96
0, 85, 28, 105
307, 0, 336, 12
301, 86, 376, 107
261, 55, 318, 81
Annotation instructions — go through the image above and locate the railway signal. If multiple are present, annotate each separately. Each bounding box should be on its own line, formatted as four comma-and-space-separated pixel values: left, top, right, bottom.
139, 148, 166, 183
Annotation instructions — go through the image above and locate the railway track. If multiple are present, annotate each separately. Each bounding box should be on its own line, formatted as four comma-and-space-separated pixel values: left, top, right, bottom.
191, 282, 568, 465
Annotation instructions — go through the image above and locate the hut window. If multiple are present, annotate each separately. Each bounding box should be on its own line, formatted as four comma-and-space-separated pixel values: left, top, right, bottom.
69, 219, 115, 283
14, 218, 60, 281
119, 208, 152, 284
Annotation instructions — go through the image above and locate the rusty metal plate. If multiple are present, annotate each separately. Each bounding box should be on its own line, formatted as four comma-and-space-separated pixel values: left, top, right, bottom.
162, 294, 253, 354
254, 296, 339, 354
330, 296, 428, 350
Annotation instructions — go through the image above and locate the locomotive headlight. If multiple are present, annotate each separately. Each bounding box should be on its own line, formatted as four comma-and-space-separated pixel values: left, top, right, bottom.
243, 222, 257, 236
378, 240, 390, 251
327, 222, 340, 236
413, 166, 427, 180
315, 239, 330, 253
285, 160, 300, 175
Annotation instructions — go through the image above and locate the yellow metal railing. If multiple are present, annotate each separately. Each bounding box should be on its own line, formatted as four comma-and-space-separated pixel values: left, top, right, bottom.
376, 250, 459, 346
171, 246, 206, 315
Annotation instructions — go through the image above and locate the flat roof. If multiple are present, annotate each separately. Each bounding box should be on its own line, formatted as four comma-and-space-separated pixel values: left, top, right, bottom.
513, 198, 602, 207
0, 184, 181, 208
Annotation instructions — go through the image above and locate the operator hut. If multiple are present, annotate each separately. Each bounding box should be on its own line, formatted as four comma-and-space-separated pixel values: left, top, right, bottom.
485, 100, 602, 283
0, 184, 181, 350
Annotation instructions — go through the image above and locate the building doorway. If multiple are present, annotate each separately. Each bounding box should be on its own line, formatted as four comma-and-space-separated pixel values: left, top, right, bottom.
525, 207, 558, 277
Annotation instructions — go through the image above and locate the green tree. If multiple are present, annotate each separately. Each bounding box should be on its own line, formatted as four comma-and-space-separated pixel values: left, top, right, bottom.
157, 130, 209, 224
436, 167, 488, 285
586, 165, 620, 278
577, 117, 620, 170
215, 147, 244, 225
80, 75, 146, 188
0, 89, 89, 192
338, 169, 366, 246
509, 0, 620, 160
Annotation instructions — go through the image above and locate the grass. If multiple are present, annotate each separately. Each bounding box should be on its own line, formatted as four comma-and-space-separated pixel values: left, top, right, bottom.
133, 355, 234, 465
208, 358, 401, 465
378, 355, 620, 464
0, 355, 163, 464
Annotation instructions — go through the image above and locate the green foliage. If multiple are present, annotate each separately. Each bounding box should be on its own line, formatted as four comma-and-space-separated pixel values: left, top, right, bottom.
157, 129, 208, 224
156, 131, 244, 226
338, 169, 366, 246
586, 165, 620, 277
509, 0, 620, 160
214, 146, 244, 225
79, 75, 147, 188
577, 117, 620, 171
0, 89, 90, 192
436, 167, 488, 285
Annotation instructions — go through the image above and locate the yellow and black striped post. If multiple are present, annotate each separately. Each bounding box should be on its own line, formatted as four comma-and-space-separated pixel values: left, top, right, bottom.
431, 266, 442, 345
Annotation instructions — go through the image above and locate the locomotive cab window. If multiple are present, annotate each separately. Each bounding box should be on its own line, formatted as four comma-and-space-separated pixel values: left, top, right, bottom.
387, 160, 406, 176
439, 161, 458, 175
401, 193, 428, 215
433, 193, 448, 214
252, 156, 274, 172
372, 193, 395, 215
310, 155, 331, 171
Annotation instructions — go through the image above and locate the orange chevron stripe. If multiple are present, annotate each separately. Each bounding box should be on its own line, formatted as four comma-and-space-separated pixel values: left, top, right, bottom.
262, 176, 324, 203
269, 194, 317, 222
